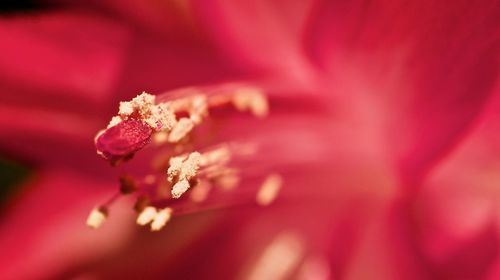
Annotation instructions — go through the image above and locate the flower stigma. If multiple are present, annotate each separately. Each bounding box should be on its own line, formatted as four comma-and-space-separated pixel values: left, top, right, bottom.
87, 84, 281, 231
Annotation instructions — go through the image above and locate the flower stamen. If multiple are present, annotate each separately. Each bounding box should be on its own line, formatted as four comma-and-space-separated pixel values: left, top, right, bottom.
136, 206, 157, 226
86, 207, 108, 229
150, 207, 173, 231
90, 84, 275, 231
256, 174, 283, 206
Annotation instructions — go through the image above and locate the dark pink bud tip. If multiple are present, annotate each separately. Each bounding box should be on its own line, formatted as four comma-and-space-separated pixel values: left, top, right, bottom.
95, 119, 152, 162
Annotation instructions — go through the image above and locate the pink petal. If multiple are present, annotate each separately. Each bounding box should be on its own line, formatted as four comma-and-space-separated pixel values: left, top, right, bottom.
53, 0, 201, 37
0, 10, 130, 163
305, 0, 500, 187
0, 168, 132, 280
193, 0, 318, 85
412, 88, 500, 277
0, 10, 130, 109
0, 8, 236, 164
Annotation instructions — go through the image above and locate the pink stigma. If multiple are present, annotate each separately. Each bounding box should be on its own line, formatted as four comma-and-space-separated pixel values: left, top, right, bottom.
95, 119, 152, 162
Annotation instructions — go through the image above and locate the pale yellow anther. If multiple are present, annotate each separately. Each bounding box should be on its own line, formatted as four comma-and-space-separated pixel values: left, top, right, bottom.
199, 146, 231, 166
136, 206, 157, 226
172, 179, 190, 199
154, 103, 176, 130
86, 207, 107, 229
131, 92, 156, 116
201, 165, 236, 179
115, 92, 178, 132
248, 91, 269, 118
168, 118, 194, 143
118, 101, 134, 116
233, 87, 269, 118
167, 156, 185, 181
168, 149, 240, 198
216, 173, 240, 190
107, 116, 122, 128
167, 152, 201, 182
167, 91, 203, 112
151, 207, 172, 231
189, 95, 209, 124
153, 131, 169, 144
181, 152, 201, 179
256, 174, 283, 206
118, 92, 155, 118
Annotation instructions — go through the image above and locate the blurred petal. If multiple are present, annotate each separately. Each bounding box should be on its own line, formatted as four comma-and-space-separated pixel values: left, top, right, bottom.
0, 10, 130, 110
0, 7, 236, 166
50, 0, 198, 37
0, 10, 130, 166
305, 0, 500, 186
0, 168, 132, 279
415, 86, 500, 278
193, 0, 318, 85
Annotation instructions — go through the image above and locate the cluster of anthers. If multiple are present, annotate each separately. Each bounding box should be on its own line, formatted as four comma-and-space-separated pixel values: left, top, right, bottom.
86, 84, 283, 231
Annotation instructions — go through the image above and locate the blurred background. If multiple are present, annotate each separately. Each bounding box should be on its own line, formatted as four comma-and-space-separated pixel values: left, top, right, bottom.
1, 0, 500, 279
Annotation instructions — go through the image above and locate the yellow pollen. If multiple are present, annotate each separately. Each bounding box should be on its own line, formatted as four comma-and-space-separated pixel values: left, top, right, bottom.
168, 152, 202, 198
86, 207, 107, 229
107, 116, 122, 128
189, 95, 209, 124
182, 152, 202, 178
151, 207, 173, 231
153, 103, 176, 130
215, 173, 240, 190
168, 118, 194, 142
256, 174, 283, 206
172, 179, 190, 198
233, 87, 269, 118
118, 101, 134, 116
115, 92, 177, 132
167, 156, 184, 181
199, 146, 231, 166
153, 131, 169, 144
136, 206, 157, 226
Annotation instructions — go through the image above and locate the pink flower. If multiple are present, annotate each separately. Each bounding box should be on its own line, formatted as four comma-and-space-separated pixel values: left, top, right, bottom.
0, 1, 499, 279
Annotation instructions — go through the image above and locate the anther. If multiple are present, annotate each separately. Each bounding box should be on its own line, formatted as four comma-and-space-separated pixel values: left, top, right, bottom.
172, 179, 190, 199
256, 174, 283, 206
168, 118, 194, 143
151, 208, 173, 231
86, 207, 108, 229
136, 206, 157, 226
168, 152, 201, 198
232, 87, 269, 118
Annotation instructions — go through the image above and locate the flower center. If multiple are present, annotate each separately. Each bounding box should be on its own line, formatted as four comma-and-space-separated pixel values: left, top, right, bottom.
87, 84, 282, 231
